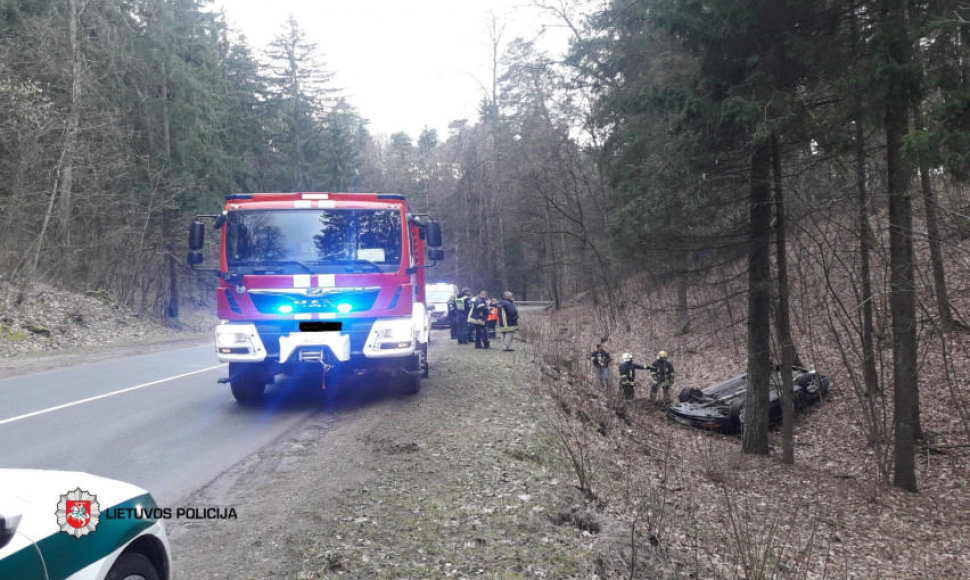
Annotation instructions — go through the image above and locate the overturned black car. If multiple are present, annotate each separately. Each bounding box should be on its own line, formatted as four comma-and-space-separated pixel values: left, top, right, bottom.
667, 366, 830, 434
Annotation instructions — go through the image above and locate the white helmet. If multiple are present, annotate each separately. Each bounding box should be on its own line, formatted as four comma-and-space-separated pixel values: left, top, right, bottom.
658, 350, 667, 359
622, 353, 633, 362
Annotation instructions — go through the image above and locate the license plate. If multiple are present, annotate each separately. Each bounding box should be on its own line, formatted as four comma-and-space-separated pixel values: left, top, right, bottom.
299, 322, 342, 332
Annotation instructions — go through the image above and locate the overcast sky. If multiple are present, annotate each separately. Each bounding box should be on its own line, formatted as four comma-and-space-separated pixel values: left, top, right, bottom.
214, 0, 572, 139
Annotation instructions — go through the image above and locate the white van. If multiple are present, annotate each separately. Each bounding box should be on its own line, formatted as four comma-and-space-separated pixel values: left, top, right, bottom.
425, 283, 458, 328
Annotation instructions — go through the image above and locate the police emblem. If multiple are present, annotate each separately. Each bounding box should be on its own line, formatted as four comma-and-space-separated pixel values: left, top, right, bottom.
56, 488, 100, 538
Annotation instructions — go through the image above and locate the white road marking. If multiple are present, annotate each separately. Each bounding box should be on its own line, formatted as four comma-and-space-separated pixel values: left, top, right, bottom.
0, 364, 227, 426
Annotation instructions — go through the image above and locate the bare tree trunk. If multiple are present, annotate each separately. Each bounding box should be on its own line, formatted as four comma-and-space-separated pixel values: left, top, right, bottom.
911, 102, 955, 330
28, 0, 88, 279
743, 142, 773, 455
160, 59, 179, 318
59, 0, 86, 249
497, 208, 510, 290
676, 276, 689, 335
544, 203, 561, 308
161, 60, 171, 157
885, 0, 918, 492
771, 133, 796, 465
29, 174, 61, 280
856, 105, 886, 462
167, 212, 179, 318
847, 8, 887, 481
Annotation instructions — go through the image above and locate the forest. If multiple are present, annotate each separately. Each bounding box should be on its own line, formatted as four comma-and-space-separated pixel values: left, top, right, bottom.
1, 0, 969, 509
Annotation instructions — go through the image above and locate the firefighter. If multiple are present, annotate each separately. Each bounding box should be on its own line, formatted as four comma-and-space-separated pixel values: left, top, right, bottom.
454, 287, 471, 344
468, 290, 490, 349
496, 291, 519, 351
618, 352, 646, 401
647, 350, 675, 403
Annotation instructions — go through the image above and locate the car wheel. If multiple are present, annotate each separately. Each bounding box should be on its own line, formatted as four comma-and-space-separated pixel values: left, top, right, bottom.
105, 552, 159, 580
229, 363, 266, 404
401, 373, 421, 395
728, 400, 745, 432
805, 374, 822, 397
678, 387, 703, 403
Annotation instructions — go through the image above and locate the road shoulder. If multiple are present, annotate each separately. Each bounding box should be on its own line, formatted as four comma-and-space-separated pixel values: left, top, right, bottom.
169, 332, 594, 578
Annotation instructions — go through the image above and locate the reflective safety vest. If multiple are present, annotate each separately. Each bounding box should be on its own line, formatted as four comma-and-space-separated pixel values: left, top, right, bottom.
455, 296, 468, 311
488, 307, 499, 323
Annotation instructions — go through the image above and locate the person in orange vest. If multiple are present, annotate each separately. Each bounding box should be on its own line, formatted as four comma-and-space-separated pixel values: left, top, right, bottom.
487, 298, 499, 339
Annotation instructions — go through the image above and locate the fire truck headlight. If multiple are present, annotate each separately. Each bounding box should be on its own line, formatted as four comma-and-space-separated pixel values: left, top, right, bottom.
366, 318, 415, 353
216, 332, 249, 347
377, 320, 413, 340
214, 323, 266, 361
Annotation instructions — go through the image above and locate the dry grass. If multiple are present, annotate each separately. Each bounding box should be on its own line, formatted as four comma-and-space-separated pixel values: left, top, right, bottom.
296, 341, 602, 579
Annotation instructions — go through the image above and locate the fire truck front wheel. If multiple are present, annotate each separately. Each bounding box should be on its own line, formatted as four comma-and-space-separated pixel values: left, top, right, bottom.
229, 362, 267, 403
401, 373, 421, 395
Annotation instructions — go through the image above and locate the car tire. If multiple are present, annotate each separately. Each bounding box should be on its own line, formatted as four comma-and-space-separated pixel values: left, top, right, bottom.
678, 387, 703, 403
728, 400, 745, 433
105, 552, 159, 580
805, 374, 820, 394
401, 374, 421, 395
229, 362, 266, 404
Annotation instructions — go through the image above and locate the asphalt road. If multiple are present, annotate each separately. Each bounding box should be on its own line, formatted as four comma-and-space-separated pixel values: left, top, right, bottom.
0, 342, 326, 505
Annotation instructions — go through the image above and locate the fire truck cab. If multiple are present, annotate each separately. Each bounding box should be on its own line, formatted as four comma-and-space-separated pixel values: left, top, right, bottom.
188, 192, 443, 403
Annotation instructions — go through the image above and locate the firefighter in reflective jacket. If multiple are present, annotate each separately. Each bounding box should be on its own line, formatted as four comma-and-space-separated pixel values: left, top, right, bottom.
496, 291, 518, 352
454, 287, 471, 344
468, 290, 490, 349
646, 350, 675, 402
618, 353, 646, 400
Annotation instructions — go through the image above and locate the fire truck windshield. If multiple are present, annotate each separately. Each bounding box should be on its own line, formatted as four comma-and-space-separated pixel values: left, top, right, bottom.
225, 208, 404, 274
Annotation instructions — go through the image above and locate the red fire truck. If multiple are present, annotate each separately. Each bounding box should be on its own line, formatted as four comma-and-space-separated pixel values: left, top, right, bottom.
188, 192, 443, 403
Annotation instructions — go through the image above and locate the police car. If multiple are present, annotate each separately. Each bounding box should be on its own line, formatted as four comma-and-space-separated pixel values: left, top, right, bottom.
0, 469, 170, 580
425, 282, 458, 328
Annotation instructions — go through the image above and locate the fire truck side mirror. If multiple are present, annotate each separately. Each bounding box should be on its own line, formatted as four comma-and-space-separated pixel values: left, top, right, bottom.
189, 220, 205, 250
428, 248, 444, 261
425, 222, 442, 247
187, 251, 204, 266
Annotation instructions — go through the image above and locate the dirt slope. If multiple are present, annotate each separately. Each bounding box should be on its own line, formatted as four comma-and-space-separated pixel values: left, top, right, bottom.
0, 279, 212, 373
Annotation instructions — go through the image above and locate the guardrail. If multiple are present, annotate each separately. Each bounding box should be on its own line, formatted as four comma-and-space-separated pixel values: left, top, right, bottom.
517, 301, 554, 309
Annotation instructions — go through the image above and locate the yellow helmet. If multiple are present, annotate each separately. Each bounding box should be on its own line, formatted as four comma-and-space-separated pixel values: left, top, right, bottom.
622, 353, 633, 362
658, 351, 667, 359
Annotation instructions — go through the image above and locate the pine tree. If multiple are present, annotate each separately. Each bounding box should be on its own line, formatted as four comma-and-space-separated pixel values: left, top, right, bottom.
261, 16, 336, 192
